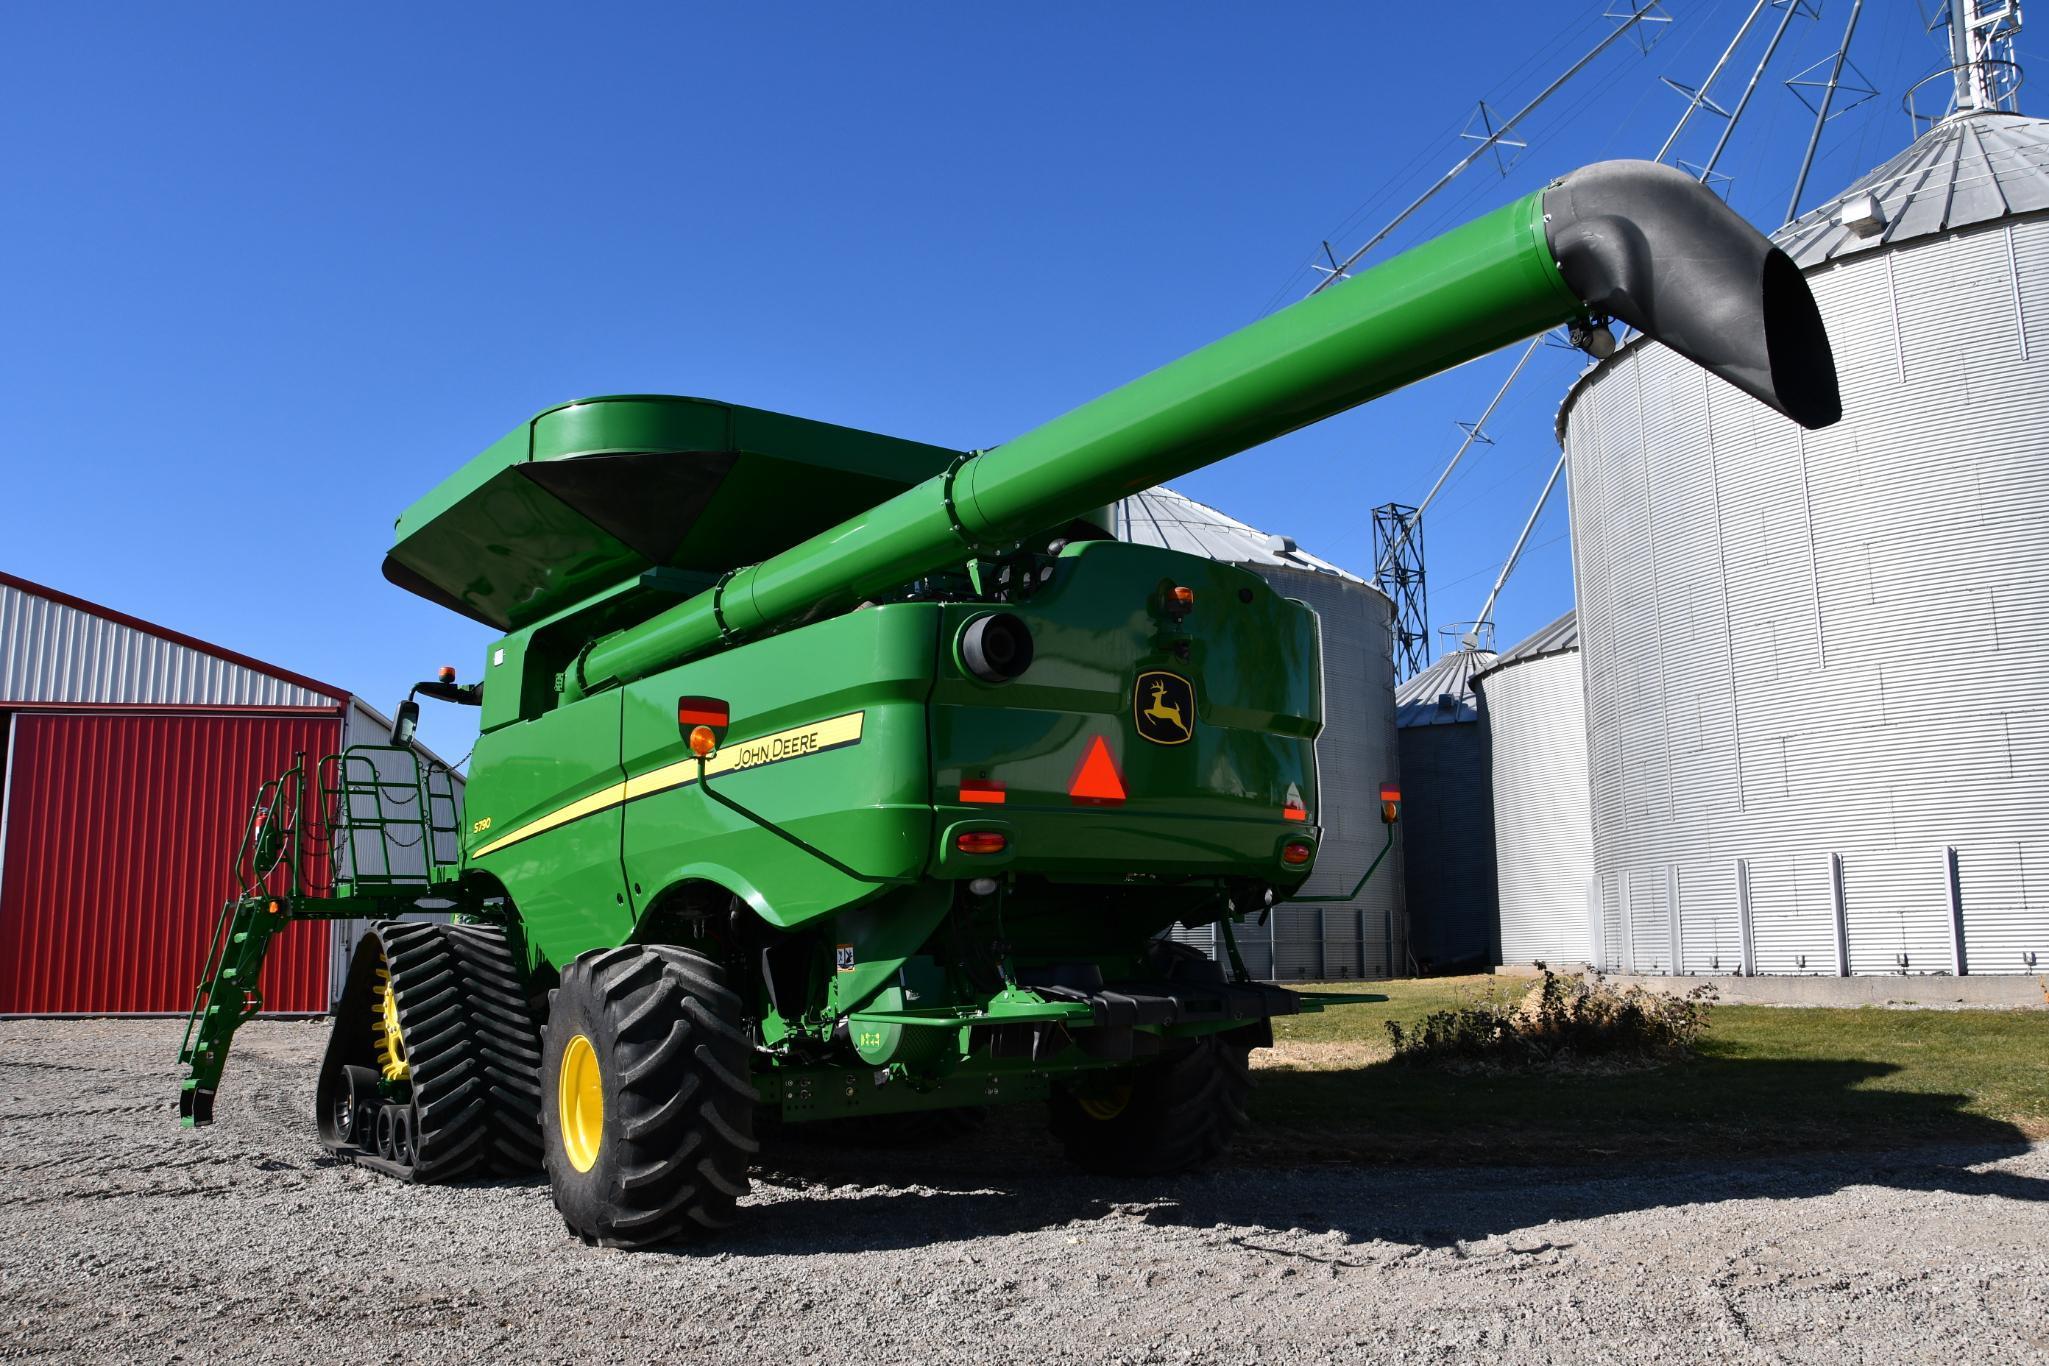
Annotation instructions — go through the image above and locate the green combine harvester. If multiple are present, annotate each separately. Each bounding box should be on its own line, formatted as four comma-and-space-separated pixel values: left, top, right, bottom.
179, 161, 1839, 1245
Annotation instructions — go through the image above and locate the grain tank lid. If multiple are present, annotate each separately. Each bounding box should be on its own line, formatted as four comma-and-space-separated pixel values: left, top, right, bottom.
1395, 646, 1498, 728
1774, 111, 2049, 269
1468, 609, 1577, 690
382, 395, 962, 631
1111, 486, 1368, 585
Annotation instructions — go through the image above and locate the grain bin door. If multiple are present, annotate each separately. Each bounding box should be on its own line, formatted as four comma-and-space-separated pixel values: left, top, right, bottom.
0, 711, 341, 1013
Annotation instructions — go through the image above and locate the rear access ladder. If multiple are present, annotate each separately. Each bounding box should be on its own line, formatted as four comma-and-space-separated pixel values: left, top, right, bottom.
177, 746, 462, 1124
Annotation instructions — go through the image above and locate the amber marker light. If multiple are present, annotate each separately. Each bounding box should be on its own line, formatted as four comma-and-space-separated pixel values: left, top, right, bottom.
956, 831, 1008, 855
437, 665, 457, 683
688, 725, 719, 758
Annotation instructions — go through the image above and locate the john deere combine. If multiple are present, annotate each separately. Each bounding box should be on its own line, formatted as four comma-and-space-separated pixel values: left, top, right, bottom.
179, 161, 1839, 1245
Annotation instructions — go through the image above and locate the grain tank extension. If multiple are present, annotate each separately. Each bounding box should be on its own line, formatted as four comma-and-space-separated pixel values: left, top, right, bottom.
177, 161, 1838, 1245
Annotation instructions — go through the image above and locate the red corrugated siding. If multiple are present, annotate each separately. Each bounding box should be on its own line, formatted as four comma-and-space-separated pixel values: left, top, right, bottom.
0, 711, 341, 1013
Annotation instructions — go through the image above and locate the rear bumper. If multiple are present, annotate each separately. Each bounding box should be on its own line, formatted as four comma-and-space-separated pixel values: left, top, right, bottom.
932, 805, 1318, 883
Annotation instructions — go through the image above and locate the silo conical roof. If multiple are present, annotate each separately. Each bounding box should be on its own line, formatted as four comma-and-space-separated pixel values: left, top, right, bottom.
1775, 110, 2049, 268
1394, 646, 1498, 727
1471, 610, 1578, 688
1111, 486, 1364, 582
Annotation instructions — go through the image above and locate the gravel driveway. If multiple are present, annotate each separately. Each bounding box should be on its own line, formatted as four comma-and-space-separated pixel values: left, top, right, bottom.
2, 1018, 2045, 1364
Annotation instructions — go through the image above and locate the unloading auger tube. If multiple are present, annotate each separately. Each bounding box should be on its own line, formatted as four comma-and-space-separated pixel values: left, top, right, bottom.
570, 159, 1838, 694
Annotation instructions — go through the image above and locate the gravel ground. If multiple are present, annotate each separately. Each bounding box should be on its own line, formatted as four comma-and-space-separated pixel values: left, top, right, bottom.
2, 1019, 2047, 1365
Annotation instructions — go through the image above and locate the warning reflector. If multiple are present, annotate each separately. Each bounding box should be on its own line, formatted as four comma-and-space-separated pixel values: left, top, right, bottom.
1069, 735, 1126, 805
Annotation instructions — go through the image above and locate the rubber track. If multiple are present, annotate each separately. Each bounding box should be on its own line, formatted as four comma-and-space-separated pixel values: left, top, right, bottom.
553, 944, 757, 1245
378, 921, 544, 1180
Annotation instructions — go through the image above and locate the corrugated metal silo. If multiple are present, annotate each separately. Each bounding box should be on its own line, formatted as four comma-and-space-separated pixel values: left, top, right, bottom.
1114, 487, 1408, 980
1471, 612, 1594, 966
1560, 109, 2049, 976
1395, 645, 1497, 970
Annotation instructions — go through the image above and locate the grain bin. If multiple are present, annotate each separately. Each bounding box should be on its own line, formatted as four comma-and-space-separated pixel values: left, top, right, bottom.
1471, 611, 1594, 967
1395, 644, 1497, 970
1115, 487, 1408, 979
1560, 109, 2049, 976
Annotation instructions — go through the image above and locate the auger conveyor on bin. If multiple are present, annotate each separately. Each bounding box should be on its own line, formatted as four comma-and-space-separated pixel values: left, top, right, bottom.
188, 160, 1839, 1248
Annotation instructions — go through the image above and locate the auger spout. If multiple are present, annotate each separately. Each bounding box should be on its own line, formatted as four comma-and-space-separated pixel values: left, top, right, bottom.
575, 158, 1837, 692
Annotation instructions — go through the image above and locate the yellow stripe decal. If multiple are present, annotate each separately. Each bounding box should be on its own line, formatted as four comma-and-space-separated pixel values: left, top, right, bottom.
472, 711, 865, 860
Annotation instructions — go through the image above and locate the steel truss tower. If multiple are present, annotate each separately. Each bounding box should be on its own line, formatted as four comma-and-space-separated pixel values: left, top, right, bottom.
1372, 502, 1429, 680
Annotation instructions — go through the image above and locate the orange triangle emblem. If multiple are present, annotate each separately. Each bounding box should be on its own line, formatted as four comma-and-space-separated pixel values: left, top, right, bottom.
1069, 735, 1126, 805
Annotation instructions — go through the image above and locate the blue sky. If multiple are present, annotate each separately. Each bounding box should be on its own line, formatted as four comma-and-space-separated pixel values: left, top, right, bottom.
1, 3, 1970, 758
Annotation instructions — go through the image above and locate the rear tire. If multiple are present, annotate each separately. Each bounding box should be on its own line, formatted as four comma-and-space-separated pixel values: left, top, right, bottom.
540, 945, 758, 1247
1050, 938, 1254, 1175
1050, 1034, 1252, 1175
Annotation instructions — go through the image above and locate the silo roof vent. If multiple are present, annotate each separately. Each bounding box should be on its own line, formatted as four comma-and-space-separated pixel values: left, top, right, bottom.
1839, 193, 1886, 238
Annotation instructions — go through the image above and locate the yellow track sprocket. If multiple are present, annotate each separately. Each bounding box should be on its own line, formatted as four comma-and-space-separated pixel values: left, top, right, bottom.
372, 966, 410, 1082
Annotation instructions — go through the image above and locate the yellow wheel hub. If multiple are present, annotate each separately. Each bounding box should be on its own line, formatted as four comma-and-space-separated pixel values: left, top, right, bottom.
558, 1034, 604, 1173
372, 967, 410, 1083
1077, 1081, 1133, 1122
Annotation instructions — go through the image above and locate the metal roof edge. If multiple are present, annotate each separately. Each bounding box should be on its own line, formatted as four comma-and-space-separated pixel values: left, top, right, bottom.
0, 570, 351, 706
1469, 611, 1580, 690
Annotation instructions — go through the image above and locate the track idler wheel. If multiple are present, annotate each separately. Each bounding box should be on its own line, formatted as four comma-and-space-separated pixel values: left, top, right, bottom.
321, 1064, 383, 1149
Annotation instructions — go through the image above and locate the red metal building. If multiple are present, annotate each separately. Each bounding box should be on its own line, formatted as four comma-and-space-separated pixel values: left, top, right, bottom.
0, 572, 438, 1014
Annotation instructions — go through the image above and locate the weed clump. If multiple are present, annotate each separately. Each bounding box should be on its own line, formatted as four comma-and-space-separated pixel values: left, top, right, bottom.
1384, 964, 1715, 1072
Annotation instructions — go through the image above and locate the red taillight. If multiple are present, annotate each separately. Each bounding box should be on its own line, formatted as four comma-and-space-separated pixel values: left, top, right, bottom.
1379, 782, 1402, 825
956, 831, 1008, 855
1281, 840, 1314, 866
677, 695, 731, 730
959, 779, 1006, 805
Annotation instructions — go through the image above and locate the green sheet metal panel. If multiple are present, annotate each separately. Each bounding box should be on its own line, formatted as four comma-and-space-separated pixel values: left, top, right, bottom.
383, 395, 963, 630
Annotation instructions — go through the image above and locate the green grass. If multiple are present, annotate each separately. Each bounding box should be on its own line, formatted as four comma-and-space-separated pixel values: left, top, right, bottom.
1246, 975, 2049, 1165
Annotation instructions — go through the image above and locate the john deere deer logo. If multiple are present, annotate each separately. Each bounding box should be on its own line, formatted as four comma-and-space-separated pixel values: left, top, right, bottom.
1134, 671, 1195, 746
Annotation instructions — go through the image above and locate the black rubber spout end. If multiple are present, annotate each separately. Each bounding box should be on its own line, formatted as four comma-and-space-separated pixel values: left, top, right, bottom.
1544, 160, 1841, 430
